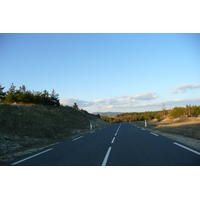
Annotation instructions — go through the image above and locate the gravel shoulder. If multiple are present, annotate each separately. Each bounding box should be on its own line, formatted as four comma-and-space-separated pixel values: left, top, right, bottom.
146, 128, 200, 151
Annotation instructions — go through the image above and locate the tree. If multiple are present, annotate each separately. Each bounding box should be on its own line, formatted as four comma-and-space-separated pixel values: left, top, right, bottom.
192, 105, 200, 116
50, 89, 60, 106
8, 82, 16, 93
41, 90, 50, 105
1, 82, 61, 106
19, 85, 26, 93
5, 83, 17, 103
186, 104, 191, 117
73, 102, 79, 109
170, 107, 186, 118
0, 84, 6, 102
155, 114, 161, 121
32, 90, 42, 104
15, 85, 26, 103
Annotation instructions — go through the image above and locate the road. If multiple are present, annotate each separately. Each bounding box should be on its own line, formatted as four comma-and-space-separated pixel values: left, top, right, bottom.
2, 123, 200, 166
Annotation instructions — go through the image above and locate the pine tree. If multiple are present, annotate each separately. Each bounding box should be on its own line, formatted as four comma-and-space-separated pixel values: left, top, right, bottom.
0, 84, 6, 102
41, 90, 50, 105
5, 83, 17, 103
50, 89, 60, 106
19, 85, 26, 93
16, 85, 26, 103
73, 102, 79, 109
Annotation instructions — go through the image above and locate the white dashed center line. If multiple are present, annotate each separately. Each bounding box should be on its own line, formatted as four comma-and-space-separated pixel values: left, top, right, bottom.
102, 124, 121, 166
102, 147, 112, 166
111, 137, 115, 144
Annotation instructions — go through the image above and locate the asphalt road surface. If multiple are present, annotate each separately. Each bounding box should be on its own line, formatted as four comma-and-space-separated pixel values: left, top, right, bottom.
2, 123, 200, 166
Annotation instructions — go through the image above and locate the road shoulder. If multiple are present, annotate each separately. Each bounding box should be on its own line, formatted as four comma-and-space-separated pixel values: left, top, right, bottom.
131, 122, 200, 151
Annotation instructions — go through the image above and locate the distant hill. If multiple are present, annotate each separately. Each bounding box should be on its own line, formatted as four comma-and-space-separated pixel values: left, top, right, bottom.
93, 112, 123, 116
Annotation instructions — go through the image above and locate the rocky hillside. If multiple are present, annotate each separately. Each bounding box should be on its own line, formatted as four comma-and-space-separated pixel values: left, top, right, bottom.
0, 104, 108, 162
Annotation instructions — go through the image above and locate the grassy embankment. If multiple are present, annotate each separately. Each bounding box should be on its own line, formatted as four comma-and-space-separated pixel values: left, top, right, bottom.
0, 103, 108, 162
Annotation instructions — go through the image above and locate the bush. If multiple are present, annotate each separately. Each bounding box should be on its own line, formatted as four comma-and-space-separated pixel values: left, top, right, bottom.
155, 114, 161, 121
170, 107, 186, 118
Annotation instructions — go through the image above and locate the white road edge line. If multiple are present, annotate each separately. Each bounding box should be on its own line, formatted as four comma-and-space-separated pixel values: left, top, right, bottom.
141, 128, 145, 131
11, 148, 53, 165
111, 137, 115, 143
73, 136, 83, 141
115, 132, 117, 136
90, 131, 95, 134
150, 132, 159, 136
173, 142, 200, 156
102, 147, 112, 166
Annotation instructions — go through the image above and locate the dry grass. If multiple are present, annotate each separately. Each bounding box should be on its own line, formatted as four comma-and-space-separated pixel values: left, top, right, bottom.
133, 116, 200, 140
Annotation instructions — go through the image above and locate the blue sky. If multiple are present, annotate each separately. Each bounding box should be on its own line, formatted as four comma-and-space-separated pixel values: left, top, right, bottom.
1, 33, 200, 113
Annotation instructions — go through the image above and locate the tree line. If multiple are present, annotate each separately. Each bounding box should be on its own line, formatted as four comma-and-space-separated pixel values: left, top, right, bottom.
100, 111, 165, 123
100, 105, 200, 123
169, 105, 200, 118
0, 83, 60, 106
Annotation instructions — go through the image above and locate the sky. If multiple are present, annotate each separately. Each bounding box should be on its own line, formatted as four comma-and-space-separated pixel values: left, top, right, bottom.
1, 33, 200, 113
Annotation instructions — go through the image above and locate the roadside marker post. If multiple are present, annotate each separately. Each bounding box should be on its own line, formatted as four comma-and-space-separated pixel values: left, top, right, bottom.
145, 120, 147, 127
90, 122, 93, 129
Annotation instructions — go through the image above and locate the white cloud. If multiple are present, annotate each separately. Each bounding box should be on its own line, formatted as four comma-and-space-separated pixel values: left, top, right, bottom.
60, 92, 159, 112
60, 95, 200, 112
60, 98, 94, 107
165, 98, 200, 107
171, 84, 200, 94
92, 98, 115, 103
116, 92, 158, 101
132, 92, 159, 101
134, 102, 161, 108
132, 98, 200, 110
